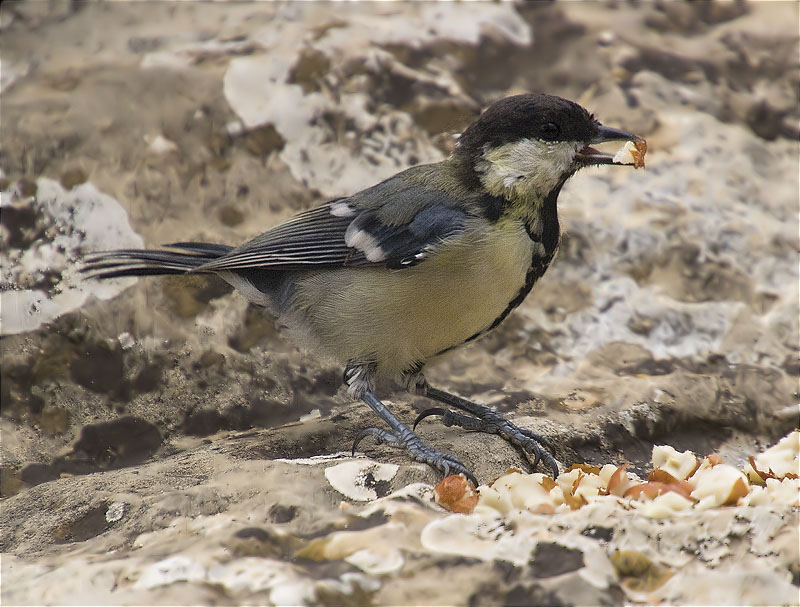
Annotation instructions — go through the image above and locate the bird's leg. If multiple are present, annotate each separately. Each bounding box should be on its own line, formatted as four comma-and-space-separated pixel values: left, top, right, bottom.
412, 382, 560, 478
345, 363, 476, 484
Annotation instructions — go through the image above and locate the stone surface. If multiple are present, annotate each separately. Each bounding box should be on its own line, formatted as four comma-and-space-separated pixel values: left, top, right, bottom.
1, 1, 798, 605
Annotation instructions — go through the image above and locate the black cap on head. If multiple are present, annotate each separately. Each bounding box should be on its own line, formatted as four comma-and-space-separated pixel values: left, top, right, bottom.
455, 93, 599, 160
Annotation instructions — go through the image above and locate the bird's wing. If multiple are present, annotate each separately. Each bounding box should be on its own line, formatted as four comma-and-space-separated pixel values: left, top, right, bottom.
198, 185, 470, 272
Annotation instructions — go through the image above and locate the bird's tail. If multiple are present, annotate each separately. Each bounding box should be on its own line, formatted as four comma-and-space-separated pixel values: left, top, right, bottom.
81, 242, 234, 279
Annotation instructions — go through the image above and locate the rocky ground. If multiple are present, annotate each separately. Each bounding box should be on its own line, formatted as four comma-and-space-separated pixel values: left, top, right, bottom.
1, 1, 798, 605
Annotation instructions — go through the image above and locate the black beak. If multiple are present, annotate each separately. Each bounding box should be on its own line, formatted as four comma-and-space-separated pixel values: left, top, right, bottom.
591, 125, 642, 145
576, 124, 643, 167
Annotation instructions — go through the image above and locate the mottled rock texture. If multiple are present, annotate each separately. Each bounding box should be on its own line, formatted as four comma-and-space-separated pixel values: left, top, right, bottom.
1, 1, 797, 605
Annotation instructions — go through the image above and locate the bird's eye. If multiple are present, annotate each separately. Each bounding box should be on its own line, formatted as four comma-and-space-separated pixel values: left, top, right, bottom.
540, 122, 560, 141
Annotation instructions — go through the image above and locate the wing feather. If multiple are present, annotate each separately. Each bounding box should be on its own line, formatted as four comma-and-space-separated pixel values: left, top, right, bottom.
199, 186, 468, 272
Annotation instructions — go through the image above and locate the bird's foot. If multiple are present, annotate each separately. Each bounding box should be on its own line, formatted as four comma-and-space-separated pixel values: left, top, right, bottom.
353, 425, 477, 486
415, 389, 559, 478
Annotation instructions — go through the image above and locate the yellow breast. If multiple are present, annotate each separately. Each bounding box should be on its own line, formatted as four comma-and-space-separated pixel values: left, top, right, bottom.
294, 218, 535, 376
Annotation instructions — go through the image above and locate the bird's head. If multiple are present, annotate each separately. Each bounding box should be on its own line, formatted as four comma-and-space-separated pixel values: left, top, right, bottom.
454, 93, 642, 202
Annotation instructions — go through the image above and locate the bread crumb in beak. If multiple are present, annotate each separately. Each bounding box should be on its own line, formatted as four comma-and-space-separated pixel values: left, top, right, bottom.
613, 139, 647, 169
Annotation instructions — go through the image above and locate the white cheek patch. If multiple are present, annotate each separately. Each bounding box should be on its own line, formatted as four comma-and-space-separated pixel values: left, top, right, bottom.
344, 224, 386, 262
330, 201, 356, 217
478, 139, 578, 199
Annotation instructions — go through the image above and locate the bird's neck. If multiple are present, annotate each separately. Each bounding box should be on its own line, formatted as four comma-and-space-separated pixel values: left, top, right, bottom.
522, 178, 563, 255
503, 174, 565, 237
444, 152, 565, 244
450, 142, 570, 230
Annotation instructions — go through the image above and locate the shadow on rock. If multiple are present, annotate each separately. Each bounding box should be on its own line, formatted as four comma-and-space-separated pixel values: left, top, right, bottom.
20, 416, 162, 488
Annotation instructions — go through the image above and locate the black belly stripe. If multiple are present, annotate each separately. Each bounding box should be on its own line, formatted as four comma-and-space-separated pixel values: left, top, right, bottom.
434, 181, 564, 357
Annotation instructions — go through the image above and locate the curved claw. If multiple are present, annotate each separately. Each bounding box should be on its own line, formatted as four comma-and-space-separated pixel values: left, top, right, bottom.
434, 455, 478, 487
351, 429, 371, 455
353, 425, 479, 485
518, 427, 555, 452
413, 407, 450, 430
416, 408, 486, 431
518, 439, 558, 478
528, 444, 542, 470
510, 432, 559, 478
418, 386, 562, 479
514, 430, 559, 478
461, 468, 479, 487
542, 452, 560, 479
352, 427, 399, 455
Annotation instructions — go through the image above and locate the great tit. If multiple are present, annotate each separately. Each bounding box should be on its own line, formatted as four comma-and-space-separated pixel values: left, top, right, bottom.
84, 93, 643, 482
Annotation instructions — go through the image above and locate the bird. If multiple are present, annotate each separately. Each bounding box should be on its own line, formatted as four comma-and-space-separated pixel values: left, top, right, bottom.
83, 93, 643, 483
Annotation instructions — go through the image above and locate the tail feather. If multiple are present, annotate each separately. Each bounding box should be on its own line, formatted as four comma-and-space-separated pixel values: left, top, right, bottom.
82, 241, 234, 280
164, 242, 236, 257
